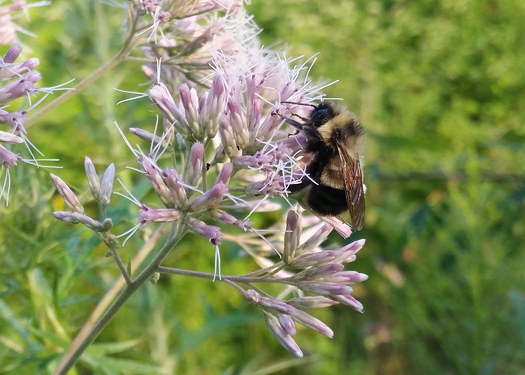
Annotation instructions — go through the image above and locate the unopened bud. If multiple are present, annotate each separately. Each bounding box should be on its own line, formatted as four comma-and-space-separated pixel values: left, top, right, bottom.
179, 85, 200, 137
2, 43, 22, 64
188, 142, 204, 187
211, 210, 253, 230
84, 156, 101, 201
291, 309, 333, 338
140, 156, 172, 206
214, 162, 233, 186
50, 174, 84, 214
278, 314, 296, 336
334, 239, 366, 264
290, 250, 338, 268
245, 289, 296, 315
186, 218, 223, 245
331, 295, 364, 313
190, 183, 227, 211
0, 144, 20, 168
286, 296, 339, 309
218, 118, 239, 158
203, 74, 226, 138
150, 272, 161, 284
139, 206, 181, 224
130, 127, 163, 145
164, 168, 188, 209
283, 210, 300, 263
0, 130, 23, 144
264, 313, 303, 358
295, 224, 333, 256
303, 263, 345, 280
100, 163, 115, 207
53, 211, 81, 224
300, 281, 353, 296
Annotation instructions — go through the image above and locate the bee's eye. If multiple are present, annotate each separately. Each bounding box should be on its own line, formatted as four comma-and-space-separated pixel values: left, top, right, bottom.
311, 108, 331, 127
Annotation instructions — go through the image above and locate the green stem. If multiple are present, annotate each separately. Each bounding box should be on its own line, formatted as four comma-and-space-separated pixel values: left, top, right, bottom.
55, 221, 186, 375
113, 250, 132, 286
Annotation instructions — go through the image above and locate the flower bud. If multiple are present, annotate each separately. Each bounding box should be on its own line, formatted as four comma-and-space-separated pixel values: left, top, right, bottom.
295, 224, 333, 256
100, 163, 115, 207
77, 215, 113, 232
179, 85, 200, 137
164, 168, 188, 209
283, 210, 300, 263
53, 211, 112, 232
139, 206, 181, 224
290, 250, 338, 268
299, 281, 353, 296
150, 272, 161, 284
264, 313, 303, 358
53, 211, 81, 224
211, 210, 252, 230
0, 130, 23, 144
50, 174, 84, 214
0, 111, 27, 131
84, 156, 101, 201
203, 74, 226, 138
227, 96, 249, 149
278, 314, 296, 336
290, 310, 333, 338
188, 142, 204, 187
186, 218, 222, 245
303, 263, 345, 280
2, 43, 22, 64
322, 216, 351, 238
214, 162, 233, 186
333, 239, 366, 263
190, 183, 228, 211
331, 295, 364, 313
286, 296, 339, 309
0, 144, 20, 168
129, 127, 163, 145
218, 117, 239, 158
245, 289, 296, 315
139, 156, 172, 206
149, 82, 177, 123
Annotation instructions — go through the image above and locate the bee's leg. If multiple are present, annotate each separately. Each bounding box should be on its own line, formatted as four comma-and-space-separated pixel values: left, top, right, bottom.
283, 117, 304, 130
301, 125, 322, 140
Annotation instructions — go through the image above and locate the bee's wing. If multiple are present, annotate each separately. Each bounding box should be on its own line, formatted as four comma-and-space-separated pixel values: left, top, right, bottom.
335, 140, 365, 230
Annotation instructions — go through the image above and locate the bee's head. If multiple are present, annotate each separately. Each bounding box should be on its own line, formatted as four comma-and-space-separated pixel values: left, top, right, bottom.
310, 102, 335, 127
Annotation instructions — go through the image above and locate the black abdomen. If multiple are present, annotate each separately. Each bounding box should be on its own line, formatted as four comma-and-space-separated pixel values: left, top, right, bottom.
306, 184, 347, 216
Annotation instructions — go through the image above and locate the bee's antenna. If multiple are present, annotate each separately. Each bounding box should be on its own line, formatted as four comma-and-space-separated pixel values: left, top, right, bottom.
291, 113, 309, 122
281, 101, 318, 109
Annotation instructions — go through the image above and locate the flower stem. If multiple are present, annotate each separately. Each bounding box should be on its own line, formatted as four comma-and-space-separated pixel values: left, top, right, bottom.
52, 226, 166, 375
55, 221, 186, 375
113, 250, 132, 286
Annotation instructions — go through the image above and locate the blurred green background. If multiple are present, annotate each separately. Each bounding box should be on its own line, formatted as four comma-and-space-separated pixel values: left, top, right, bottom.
1, 0, 525, 374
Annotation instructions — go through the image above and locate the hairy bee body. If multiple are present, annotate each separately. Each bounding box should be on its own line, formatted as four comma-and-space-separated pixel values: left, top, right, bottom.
286, 101, 366, 230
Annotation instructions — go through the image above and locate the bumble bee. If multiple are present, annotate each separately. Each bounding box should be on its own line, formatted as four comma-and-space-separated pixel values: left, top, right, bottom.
284, 101, 365, 230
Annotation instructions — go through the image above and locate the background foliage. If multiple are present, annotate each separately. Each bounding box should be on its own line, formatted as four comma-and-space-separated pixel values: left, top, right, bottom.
1, 0, 525, 374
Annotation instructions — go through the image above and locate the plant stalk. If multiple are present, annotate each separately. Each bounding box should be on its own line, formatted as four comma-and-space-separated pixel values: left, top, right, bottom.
55, 222, 185, 375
